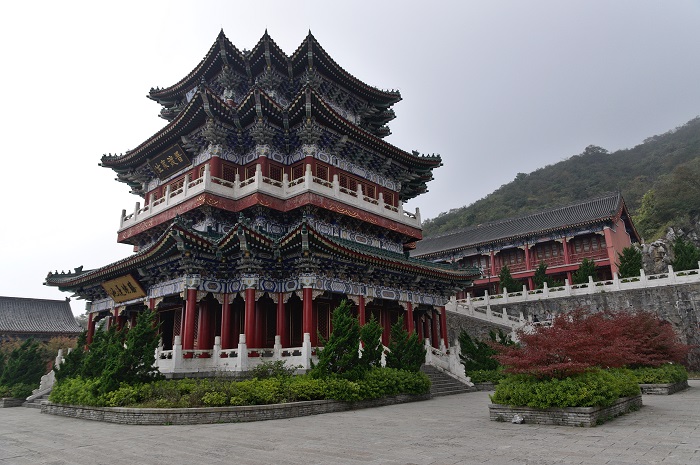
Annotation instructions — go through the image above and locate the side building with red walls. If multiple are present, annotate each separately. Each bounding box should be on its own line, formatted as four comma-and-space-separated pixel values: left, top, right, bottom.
411, 193, 641, 296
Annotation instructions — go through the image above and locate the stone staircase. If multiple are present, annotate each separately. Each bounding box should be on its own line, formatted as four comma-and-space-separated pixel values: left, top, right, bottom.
421, 365, 474, 397
23, 392, 50, 409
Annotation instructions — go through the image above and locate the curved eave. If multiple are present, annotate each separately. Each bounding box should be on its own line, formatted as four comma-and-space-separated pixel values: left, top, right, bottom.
288, 86, 441, 170
149, 31, 247, 102
279, 222, 475, 282
290, 33, 401, 107
246, 31, 293, 78
45, 223, 214, 290
102, 86, 235, 170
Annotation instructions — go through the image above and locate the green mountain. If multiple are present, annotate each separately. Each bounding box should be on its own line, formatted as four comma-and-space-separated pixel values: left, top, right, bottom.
422, 116, 700, 241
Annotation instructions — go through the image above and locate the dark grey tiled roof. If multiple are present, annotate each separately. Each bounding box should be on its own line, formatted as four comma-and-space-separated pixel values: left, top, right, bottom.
413, 193, 625, 258
0, 296, 82, 335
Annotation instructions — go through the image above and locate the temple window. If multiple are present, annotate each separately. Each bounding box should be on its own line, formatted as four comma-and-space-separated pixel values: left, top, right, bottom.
315, 164, 329, 181
269, 164, 283, 182
244, 164, 256, 180
222, 163, 237, 182
291, 163, 305, 180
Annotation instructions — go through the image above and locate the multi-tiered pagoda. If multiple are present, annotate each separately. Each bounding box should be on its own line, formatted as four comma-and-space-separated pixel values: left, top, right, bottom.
46, 31, 476, 374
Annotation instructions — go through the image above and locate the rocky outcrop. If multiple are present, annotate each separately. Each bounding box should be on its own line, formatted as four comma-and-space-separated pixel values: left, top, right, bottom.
641, 220, 700, 275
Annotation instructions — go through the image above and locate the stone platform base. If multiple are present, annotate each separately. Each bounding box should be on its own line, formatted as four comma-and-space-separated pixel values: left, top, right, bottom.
640, 380, 689, 395
0, 398, 25, 408
41, 393, 430, 425
488, 395, 643, 427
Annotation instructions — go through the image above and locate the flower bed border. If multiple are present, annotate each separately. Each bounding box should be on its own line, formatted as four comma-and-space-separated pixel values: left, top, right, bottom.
41, 393, 430, 425
0, 397, 25, 408
639, 380, 688, 395
488, 395, 642, 427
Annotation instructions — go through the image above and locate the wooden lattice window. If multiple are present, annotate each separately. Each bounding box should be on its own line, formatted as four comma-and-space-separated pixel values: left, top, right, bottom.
222, 163, 237, 182
384, 192, 394, 206
269, 165, 283, 182
198, 165, 206, 178
364, 184, 376, 199
339, 174, 357, 191
245, 165, 256, 180
316, 164, 329, 181
169, 177, 184, 193
317, 303, 331, 341
292, 164, 305, 180
173, 310, 181, 336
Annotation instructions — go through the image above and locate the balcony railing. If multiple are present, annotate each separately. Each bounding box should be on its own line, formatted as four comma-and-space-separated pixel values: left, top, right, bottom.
120, 163, 421, 232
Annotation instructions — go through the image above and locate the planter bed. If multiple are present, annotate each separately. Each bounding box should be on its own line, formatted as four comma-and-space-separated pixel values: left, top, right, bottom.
488, 395, 642, 427
639, 380, 688, 395
0, 397, 25, 408
41, 393, 430, 425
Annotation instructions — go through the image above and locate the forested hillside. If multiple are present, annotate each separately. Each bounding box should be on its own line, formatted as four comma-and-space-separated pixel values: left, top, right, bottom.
422, 116, 700, 242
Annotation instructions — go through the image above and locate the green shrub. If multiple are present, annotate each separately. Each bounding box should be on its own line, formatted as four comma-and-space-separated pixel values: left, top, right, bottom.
0, 339, 46, 389
249, 360, 297, 380
9, 383, 35, 399
0, 385, 10, 397
385, 317, 426, 373
631, 364, 688, 384
202, 391, 229, 407
49, 377, 103, 406
469, 369, 506, 384
490, 369, 640, 408
286, 376, 327, 401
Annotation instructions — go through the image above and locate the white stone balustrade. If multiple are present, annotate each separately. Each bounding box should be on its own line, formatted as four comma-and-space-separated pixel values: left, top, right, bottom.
447, 263, 700, 332
154, 332, 314, 375
119, 163, 421, 232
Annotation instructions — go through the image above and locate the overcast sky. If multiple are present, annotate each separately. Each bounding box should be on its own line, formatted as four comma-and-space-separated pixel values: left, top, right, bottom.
1, 0, 699, 315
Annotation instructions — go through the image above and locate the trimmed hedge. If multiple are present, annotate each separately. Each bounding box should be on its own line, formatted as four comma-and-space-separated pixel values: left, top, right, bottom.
631, 364, 688, 384
50, 368, 431, 408
490, 369, 640, 408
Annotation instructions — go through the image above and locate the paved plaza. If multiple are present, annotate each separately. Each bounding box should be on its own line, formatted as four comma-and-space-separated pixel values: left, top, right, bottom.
1, 381, 698, 465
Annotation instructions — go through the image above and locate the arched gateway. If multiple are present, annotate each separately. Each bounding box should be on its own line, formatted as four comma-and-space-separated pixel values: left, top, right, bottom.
45, 31, 477, 374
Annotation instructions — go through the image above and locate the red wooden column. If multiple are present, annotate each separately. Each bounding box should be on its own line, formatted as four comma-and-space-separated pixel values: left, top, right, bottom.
209, 156, 222, 178
562, 237, 571, 264
381, 308, 390, 346
198, 300, 213, 354
277, 293, 287, 348
405, 302, 415, 334
86, 313, 95, 345
254, 300, 265, 348
431, 309, 440, 348
358, 296, 366, 326
183, 288, 197, 352
244, 287, 256, 348
220, 293, 231, 350
524, 244, 531, 270
302, 286, 313, 344
439, 306, 449, 348
417, 315, 424, 342
490, 251, 496, 277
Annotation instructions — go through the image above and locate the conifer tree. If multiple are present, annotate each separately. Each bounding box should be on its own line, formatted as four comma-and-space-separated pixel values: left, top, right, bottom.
617, 246, 643, 278
498, 265, 521, 293
572, 258, 597, 284
310, 300, 364, 380
385, 316, 425, 372
671, 237, 700, 271
0, 339, 46, 387
54, 331, 87, 383
359, 314, 384, 370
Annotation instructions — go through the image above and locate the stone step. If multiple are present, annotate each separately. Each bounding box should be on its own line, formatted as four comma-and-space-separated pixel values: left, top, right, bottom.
23, 394, 49, 409
421, 365, 474, 397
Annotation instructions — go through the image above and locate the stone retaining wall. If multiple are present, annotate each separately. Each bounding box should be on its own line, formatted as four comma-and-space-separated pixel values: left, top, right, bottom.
0, 398, 24, 408
473, 382, 496, 391
41, 393, 431, 425
488, 395, 643, 427
640, 380, 689, 395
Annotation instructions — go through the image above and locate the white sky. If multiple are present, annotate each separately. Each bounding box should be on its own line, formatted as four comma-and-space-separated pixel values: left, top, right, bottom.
1, 1, 699, 316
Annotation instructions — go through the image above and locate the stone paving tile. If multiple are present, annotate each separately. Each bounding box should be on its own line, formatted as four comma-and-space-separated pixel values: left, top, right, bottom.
1, 382, 699, 464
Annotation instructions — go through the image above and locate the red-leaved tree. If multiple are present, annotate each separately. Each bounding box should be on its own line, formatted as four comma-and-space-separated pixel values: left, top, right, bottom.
494, 309, 690, 379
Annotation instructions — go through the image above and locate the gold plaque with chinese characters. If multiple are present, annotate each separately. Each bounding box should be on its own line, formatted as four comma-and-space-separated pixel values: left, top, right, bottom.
148, 144, 191, 180
102, 275, 147, 303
